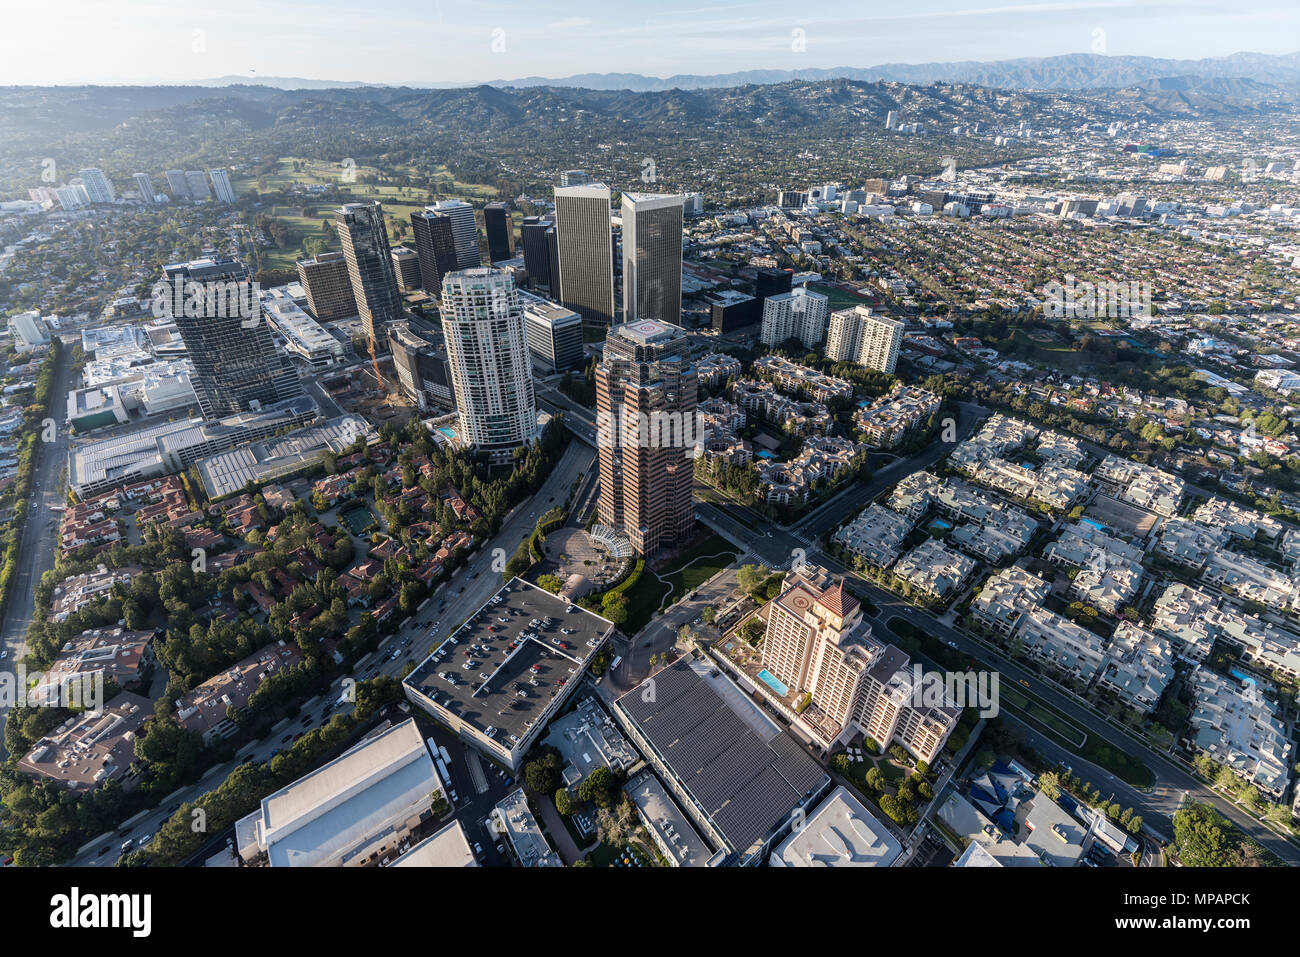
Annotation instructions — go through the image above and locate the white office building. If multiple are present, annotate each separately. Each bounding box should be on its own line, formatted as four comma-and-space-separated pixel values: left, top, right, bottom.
209, 168, 236, 204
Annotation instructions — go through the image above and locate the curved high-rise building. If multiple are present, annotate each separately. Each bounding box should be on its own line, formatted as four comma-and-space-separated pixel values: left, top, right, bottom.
439, 268, 537, 461
337, 201, 403, 354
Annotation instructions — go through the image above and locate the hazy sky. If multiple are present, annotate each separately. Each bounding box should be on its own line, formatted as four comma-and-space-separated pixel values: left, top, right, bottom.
1, 0, 1296, 85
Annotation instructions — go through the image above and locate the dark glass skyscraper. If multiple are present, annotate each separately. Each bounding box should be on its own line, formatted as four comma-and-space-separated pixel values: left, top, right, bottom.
520, 215, 552, 290
410, 207, 461, 298
337, 201, 403, 354
160, 257, 304, 420
484, 202, 512, 264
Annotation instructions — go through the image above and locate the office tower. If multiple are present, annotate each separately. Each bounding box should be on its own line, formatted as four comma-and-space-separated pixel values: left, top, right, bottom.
545, 224, 561, 301
777, 190, 809, 208
621, 192, 683, 327
554, 183, 615, 329
520, 290, 583, 374
560, 170, 590, 187
595, 319, 696, 556
484, 202, 513, 264
337, 201, 403, 354
133, 173, 157, 205
389, 319, 456, 412
439, 268, 537, 460
410, 206, 461, 298
390, 246, 422, 292
761, 565, 957, 760
826, 305, 904, 373
754, 268, 793, 305
760, 287, 828, 349
165, 169, 190, 200
160, 257, 304, 419
185, 170, 211, 201
78, 169, 116, 204
426, 199, 479, 270
520, 215, 553, 289
885, 110, 898, 130
296, 252, 357, 322
682, 192, 704, 217
209, 168, 236, 204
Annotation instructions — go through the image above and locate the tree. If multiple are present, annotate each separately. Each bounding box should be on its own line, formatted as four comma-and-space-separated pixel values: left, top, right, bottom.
578, 766, 616, 807
554, 788, 573, 816
1172, 803, 1235, 867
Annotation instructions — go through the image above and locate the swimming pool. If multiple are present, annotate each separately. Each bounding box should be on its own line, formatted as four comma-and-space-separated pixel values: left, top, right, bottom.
757, 450, 776, 460
1230, 668, 1257, 688
757, 669, 789, 696
1081, 518, 1107, 532
930, 518, 952, 531
437, 426, 457, 439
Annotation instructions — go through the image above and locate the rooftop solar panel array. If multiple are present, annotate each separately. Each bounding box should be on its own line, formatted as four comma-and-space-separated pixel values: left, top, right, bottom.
618, 660, 828, 855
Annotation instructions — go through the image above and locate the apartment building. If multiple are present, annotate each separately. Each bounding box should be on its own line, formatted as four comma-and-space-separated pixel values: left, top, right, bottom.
825, 305, 904, 373
758, 435, 858, 505
1094, 454, 1185, 516
970, 567, 1052, 638
761, 566, 958, 761
832, 504, 913, 568
730, 379, 832, 436
760, 287, 829, 349
855, 385, 940, 448
1016, 607, 1107, 683
1097, 622, 1176, 714
1043, 521, 1145, 615
892, 539, 977, 602
751, 354, 853, 403
1187, 669, 1292, 801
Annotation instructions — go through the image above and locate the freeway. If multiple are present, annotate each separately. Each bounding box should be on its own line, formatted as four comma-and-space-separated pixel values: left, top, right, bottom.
0, 339, 75, 761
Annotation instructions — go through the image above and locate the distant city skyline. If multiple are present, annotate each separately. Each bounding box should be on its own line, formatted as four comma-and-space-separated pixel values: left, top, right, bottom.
1, 0, 1297, 86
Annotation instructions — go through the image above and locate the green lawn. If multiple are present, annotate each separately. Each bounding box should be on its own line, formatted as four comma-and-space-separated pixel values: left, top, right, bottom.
621, 534, 739, 634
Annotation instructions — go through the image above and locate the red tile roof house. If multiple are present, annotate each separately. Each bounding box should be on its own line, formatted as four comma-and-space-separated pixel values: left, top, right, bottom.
237, 581, 277, 615
175, 642, 303, 744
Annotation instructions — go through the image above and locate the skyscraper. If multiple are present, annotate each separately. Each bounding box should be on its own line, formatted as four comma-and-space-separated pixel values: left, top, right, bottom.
185, 170, 211, 201
337, 201, 403, 355
296, 252, 356, 322
620, 192, 683, 326
429, 200, 479, 270
133, 173, 157, 205
78, 169, 116, 204
826, 305, 904, 373
560, 170, 590, 187
165, 169, 189, 200
520, 215, 553, 289
209, 168, 236, 204
554, 183, 615, 329
484, 202, 513, 264
760, 287, 829, 349
160, 257, 305, 419
410, 206, 461, 298
439, 268, 537, 461
595, 319, 697, 556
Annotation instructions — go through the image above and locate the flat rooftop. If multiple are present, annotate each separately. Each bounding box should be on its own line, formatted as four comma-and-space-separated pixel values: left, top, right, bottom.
625, 771, 713, 867
769, 785, 902, 867
391, 819, 476, 867
404, 578, 614, 746
616, 657, 829, 861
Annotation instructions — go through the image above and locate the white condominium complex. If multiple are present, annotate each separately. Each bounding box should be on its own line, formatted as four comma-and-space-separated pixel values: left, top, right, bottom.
826, 305, 904, 373
133, 173, 158, 204
760, 286, 829, 349
439, 267, 537, 461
